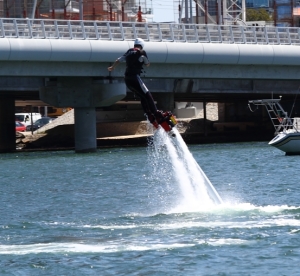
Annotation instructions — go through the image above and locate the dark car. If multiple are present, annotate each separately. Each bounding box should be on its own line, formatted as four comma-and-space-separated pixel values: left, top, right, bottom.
15, 121, 26, 132
26, 117, 56, 131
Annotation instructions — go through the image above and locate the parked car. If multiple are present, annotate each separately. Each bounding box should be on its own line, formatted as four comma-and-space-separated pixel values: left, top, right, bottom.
26, 117, 56, 131
15, 113, 42, 126
15, 121, 26, 132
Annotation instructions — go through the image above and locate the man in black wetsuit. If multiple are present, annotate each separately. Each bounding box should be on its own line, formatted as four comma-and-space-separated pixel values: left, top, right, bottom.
107, 38, 165, 128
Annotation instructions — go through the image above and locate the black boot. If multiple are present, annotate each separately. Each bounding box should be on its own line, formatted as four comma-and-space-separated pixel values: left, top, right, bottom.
145, 113, 159, 128
154, 110, 165, 123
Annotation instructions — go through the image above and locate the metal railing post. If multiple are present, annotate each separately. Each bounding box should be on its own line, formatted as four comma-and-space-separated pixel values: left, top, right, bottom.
67, 21, 72, 39
206, 25, 211, 42
170, 24, 174, 41
229, 26, 234, 43
94, 21, 100, 40
276, 27, 280, 44
193, 24, 199, 42
182, 24, 187, 42
27, 18, 33, 38
145, 23, 150, 41
107, 22, 112, 40
54, 20, 59, 38
0, 19, 4, 38
241, 26, 246, 44
81, 21, 86, 40
158, 23, 162, 41
287, 28, 291, 45
13, 19, 19, 38
119, 22, 124, 40
252, 26, 257, 44
41, 20, 46, 38
132, 22, 137, 39
217, 25, 222, 43
264, 27, 269, 44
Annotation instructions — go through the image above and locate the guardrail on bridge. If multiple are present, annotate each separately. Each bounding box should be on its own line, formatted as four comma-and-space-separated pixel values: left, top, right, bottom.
1, 18, 300, 45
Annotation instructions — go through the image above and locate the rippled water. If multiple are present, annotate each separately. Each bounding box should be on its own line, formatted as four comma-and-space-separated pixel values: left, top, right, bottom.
1, 130, 300, 275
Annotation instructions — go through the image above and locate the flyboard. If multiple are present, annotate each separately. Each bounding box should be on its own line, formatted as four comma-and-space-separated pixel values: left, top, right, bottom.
152, 110, 178, 135
151, 111, 223, 206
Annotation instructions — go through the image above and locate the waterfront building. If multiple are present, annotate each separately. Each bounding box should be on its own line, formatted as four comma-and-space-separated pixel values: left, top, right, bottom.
0, 0, 298, 26
0, 0, 153, 22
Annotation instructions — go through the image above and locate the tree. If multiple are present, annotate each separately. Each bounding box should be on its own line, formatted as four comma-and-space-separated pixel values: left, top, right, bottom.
246, 8, 270, 21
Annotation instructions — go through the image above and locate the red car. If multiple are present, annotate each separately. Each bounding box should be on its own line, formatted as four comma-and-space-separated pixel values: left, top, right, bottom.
15, 121, 26, 132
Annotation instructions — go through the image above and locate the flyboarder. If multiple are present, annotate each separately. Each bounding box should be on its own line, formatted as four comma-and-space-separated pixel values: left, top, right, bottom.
107, 38, 177, 132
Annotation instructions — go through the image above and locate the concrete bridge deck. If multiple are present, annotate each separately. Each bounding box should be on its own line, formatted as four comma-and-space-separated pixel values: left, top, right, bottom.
1, 19, 300, 153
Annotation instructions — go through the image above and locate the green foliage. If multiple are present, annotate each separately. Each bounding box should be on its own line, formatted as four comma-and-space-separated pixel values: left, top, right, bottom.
246, 8, 270, 21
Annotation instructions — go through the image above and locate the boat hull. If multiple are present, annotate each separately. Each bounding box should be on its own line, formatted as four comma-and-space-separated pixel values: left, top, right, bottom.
269, 132, 300, 155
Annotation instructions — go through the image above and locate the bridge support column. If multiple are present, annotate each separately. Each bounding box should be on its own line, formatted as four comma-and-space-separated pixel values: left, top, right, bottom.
155, 93, 175, 112
74, 107, 96, 153
40, 77, 126, 153
0, 97, 15, 153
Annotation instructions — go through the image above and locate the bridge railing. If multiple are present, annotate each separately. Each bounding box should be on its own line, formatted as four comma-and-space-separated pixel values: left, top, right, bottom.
1, 18, 300, 45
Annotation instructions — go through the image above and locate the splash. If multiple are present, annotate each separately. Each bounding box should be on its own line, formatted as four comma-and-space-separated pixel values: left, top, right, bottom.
147, 127, 223, 212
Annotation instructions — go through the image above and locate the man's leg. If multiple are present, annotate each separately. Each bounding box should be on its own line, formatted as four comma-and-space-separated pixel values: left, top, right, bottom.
125, 76, 175, 129
126, 77, 160, 127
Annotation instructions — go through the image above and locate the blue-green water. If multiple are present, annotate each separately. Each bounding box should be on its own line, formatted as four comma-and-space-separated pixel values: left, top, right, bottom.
1, 129, 300, 275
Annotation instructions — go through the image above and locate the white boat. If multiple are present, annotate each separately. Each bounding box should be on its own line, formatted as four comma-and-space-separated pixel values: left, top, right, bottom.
248, 99, 300, 155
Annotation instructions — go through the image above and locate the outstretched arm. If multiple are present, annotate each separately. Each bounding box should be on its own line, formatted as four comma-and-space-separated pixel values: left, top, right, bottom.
108, 59, 120, 71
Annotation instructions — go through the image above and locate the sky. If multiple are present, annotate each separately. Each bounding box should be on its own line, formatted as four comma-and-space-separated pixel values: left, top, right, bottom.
150, 0, 178, 23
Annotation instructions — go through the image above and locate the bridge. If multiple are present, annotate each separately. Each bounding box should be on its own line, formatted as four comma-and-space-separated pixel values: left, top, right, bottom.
1, 18, 300, 153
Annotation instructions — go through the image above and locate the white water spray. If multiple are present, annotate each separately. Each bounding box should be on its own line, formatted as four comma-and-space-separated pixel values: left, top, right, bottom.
148, 127, 223, 211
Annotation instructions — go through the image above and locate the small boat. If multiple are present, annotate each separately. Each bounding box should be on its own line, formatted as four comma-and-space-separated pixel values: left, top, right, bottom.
248, 99, 300, 155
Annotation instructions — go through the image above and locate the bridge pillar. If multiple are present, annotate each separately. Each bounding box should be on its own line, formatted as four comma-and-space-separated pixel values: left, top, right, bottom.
74, 107, 96, 153
155, 93, 175, 112
40, 77, 126, 153
0, 96, 15, 153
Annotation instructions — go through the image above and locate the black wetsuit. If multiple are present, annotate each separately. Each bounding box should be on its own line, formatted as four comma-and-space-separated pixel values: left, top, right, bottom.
118, 47, 157, 119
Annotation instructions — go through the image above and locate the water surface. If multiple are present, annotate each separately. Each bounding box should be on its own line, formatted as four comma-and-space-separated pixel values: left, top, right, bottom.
1, 134, 299, 275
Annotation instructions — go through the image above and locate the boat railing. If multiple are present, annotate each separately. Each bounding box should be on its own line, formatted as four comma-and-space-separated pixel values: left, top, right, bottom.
248, 99, 299, 134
